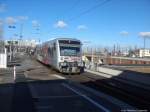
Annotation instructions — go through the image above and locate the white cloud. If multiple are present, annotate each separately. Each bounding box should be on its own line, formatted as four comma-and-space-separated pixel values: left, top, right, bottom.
5, 16, 28, 25
5, 17, 17, 25
139, 32, 150, 38
32, 20, 40, 27
54, 20, 67, 28
120, 31, 129, 36
0, 3, 7, 13
77, 25, 87, 30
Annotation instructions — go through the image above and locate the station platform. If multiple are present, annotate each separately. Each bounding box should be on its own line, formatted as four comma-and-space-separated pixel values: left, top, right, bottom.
0, 53, 138, 112
28, 79, 135, 112
85, 66, 150, 91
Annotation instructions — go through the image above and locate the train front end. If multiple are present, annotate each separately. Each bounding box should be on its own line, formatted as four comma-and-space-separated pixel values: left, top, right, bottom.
58, 39, 84, 74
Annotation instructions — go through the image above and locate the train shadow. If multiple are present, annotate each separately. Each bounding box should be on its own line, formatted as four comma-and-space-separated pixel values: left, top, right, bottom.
81, 68, 150, 110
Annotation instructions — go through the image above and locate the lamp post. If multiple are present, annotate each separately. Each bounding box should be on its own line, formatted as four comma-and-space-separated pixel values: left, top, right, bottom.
19, 23, 23, 52
82, 41, 93, 69
8, 25, 16, 61
91, 47, 94, 66
143, 37, 146, 58
0, 20, 4, 52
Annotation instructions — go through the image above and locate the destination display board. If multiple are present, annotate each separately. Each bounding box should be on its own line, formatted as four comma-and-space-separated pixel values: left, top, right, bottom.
59, 40, 81, 45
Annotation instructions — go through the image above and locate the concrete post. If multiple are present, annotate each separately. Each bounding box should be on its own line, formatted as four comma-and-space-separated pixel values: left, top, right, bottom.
13, 66, 16, 81
5, 48, 7, 68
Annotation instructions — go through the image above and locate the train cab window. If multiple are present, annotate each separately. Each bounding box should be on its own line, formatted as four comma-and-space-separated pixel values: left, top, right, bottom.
60, 46, 80, 56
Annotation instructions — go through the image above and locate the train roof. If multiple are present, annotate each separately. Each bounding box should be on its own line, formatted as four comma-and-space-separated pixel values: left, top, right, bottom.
44, 37, 81, 44
49, 37, 81, 42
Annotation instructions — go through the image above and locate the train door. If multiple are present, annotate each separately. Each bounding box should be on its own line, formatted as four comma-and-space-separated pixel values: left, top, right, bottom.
47, 41, 57, 68
52, 42, 57, 68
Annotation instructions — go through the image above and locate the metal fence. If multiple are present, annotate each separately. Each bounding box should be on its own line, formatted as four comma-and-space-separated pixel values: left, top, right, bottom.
0, 47, 7, 68
85, 61, 102, 72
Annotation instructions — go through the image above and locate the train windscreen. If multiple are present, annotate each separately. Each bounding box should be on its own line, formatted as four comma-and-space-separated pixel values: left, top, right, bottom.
60, 46, 80, 56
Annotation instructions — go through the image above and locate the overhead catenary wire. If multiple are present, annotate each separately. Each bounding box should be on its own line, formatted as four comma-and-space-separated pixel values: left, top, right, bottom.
66, 0, 81, 14
58, 0, 81, 20
67, 0, 111, 22
40, 0, 111, 42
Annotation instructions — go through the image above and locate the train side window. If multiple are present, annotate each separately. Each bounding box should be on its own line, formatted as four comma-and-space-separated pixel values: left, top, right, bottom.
54, 43, 56, 50
49, 46, 52, 56
47, 43, 55, 57
48, 47, 51, 56
49, 45, 52, 56
51, 47, 54, 56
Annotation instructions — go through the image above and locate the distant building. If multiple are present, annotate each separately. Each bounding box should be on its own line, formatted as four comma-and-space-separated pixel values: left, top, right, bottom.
133, 49, 150, 58
139, 49, 150, 58
5, 39, 37, 48
19, 40, 37, 47
121, 51, 129, 56
5, 40, 19, 46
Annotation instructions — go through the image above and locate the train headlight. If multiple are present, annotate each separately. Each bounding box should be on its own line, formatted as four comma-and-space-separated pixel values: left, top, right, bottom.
61, 62, 64, 66
60, 62, 67, 66
63, 62, 67, 66
60, 57, 63, 61
78, 62, 83, 67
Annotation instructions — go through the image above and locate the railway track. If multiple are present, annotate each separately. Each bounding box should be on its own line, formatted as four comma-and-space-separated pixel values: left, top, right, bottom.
57, 72, 150, 110
30, 58, 150, 110
82, 77, 150, 110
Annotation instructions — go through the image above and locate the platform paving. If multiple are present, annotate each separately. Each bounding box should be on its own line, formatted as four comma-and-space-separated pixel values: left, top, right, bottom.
0, 53, 137, 112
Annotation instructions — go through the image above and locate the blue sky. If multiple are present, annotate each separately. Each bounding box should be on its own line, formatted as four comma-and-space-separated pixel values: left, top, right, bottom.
0, 0, 150, 48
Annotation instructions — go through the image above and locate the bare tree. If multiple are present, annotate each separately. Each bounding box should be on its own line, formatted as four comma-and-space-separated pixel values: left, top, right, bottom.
0, 19, 3, 39
0, 19, 4, 52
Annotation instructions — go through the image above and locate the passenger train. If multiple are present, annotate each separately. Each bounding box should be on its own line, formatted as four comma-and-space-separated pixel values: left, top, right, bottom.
35, 38, 84, 73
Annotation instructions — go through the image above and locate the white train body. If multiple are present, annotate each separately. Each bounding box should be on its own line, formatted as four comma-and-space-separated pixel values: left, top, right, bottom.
35, 38, 84, 73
